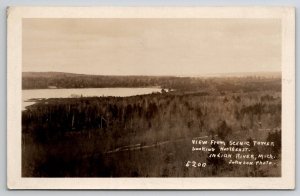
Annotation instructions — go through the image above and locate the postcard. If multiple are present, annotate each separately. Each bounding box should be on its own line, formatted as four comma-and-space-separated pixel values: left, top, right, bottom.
7, 7, 295, 189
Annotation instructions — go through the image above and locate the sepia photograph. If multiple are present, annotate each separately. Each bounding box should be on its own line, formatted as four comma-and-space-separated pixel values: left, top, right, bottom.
7, 7, 295, 189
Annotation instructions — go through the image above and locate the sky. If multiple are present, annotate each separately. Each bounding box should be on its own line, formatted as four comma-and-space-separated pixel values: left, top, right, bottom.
23, 18, 281, 76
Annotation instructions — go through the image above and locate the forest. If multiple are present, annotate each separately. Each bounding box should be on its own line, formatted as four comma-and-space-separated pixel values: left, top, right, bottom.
22, 74, 282, 177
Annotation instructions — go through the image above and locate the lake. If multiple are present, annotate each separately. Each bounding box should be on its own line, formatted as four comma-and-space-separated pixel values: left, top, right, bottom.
22, 87, 162, 111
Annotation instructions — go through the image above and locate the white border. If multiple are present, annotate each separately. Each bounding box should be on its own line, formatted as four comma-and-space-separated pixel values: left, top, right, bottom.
7, 7, 295, 189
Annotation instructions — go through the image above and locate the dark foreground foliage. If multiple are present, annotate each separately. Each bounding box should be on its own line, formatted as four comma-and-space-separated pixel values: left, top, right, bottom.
22, 76, 281, 177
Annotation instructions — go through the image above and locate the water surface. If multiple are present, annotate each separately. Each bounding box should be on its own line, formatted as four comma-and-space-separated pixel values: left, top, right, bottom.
22, 87, 161, 110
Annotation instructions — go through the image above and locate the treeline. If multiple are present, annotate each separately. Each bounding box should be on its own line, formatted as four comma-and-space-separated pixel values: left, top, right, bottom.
22, 72, 205, 90
22, 72, 281, 92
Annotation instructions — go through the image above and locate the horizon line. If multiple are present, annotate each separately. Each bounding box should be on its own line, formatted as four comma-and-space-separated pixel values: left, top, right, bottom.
22, 71, 281, 78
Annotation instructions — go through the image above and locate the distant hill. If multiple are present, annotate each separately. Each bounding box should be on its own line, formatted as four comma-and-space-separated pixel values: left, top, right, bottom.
22, 72, 181, 90
22, 72, 85, 78
23, 71, 281, 78
179, 71, 281, 78
22, 71, 281, 92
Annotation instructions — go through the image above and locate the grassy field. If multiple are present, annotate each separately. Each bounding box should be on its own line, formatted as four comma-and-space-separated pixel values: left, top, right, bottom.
22, 76, 281, 177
